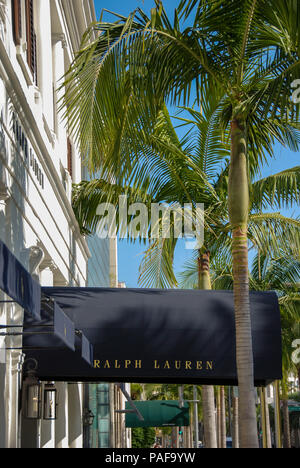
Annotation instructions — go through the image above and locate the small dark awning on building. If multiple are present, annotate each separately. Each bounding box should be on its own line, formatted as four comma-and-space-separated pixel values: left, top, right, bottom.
23, 299, 76, 352
0, 240, 41, 320
81, 332, 94, 366
0, 241, 93, 366
23, 297, 94, 365
24, 288, 282, 386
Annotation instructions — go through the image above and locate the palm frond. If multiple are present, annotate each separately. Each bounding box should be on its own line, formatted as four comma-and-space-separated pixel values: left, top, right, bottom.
251, 166, 300, 210
178, 253, 199, 289
249, 212, 300, 259
138, 238, 178, 289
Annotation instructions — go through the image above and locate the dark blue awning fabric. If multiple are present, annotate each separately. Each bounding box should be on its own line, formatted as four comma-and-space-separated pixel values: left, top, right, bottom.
24, 288, 282, 386
23, 300, 76, 352
81, 333, 94, 366
0, 241, 94, 362
0, 240, 41, 320
54, 302, 76, 351
23, 300, 94, 366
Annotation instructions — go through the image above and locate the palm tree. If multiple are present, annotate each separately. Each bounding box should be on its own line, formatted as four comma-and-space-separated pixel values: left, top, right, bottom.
279, 286, 300, 448
197, 250, 218, 448
73, 105, 300, 288
232, 392, 239, 449
181, 248, 300, 448
72, 99, 299, 449
63, 0, 300, 447
247, 255, 299, 449
180, 251, 300, 361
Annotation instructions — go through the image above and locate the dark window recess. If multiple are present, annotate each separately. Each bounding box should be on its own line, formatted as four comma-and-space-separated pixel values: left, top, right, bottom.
67, 138, 73, 180
12, 0, 22, 45
25, 0, 37, 85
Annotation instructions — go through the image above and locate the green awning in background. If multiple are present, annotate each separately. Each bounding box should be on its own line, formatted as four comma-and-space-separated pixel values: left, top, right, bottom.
289, 406, 300, 413
125, 401, 190, 428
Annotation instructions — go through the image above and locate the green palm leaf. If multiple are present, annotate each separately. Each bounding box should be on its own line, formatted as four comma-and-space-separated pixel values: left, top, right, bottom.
251, 166, 300, 210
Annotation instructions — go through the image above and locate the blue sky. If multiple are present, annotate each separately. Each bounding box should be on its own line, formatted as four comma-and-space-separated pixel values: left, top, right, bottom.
93, 1, 300, 288
94, 0, 175, 19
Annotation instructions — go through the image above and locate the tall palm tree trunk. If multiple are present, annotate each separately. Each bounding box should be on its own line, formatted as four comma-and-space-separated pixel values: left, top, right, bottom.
265, 391, 272, 449
216, 387, 221, 448
202, 386, 217, 449
220, 386, 227, 448
233, 396, 239, 448
171, 427, 179, 448
260, 387, 272, 448
283, 400, 291, 449
198, 252, 218, 449
229, 118, 258, 448
217, 387, 227, 448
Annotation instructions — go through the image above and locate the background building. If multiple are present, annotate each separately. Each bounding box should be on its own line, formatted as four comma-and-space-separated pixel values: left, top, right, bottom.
84, 239, 132, 449
0, 0, 113, 449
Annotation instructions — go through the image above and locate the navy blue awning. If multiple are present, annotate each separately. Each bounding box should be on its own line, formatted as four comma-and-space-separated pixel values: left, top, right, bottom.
24, 288, 282, 386
0, 240, 41, 320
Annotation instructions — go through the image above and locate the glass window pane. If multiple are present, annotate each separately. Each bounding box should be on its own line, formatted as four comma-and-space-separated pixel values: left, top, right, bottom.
98, 405, 109, 419
98, 418, 109, 433
99, 432, 109, 448
98, 392, 109, 404
98, 384, 109, 392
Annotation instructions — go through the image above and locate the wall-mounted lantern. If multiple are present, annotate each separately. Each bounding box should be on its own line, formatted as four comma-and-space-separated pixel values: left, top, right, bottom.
22, 359, 42, 420
83, 408, 95, 427
43, 383, 58, 421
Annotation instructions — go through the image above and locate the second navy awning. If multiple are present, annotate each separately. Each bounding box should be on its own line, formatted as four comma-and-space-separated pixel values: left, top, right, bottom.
23, 296, 94, 365
0, 240, 41, 320
23, 298, 76, 352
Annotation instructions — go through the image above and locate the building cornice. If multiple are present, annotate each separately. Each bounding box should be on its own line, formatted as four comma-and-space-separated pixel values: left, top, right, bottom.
59, 0, 96, 57
89, 0, 97, 23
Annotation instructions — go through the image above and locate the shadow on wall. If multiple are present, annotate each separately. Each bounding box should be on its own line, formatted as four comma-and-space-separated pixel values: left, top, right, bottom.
7, 104, 27, 259
69, 230, 76, 286
0, 362, 6, 447
55, 383, 67, 447
0, 98, 29, 447
5, 103, 32, 447
21, 420, 39, 449
68, 384, 82, 447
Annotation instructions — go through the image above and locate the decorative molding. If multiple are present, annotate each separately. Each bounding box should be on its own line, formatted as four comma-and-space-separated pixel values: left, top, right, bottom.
29, 246, 45, 281
0, 0, 7, 24
54, 277, 68, 287
42, 114, 55, 148
0, 180, 9, 201
16, 45, 36, 88
52, 33, 67, 50
40, 259, 58, 273
0, 140, 9, 200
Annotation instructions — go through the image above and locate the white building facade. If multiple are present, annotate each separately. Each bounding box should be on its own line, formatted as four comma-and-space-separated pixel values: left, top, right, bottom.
0, 0, 111, 449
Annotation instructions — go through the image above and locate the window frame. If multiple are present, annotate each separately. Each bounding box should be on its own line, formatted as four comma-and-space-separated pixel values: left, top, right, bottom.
12, 0, 38, 85
12, 0, 22, 45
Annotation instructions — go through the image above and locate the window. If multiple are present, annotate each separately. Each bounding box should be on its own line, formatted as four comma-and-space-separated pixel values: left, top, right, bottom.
12, 0, 37, 85
25, 0, 37, 80
12, 0, 22, 45
89, 384, 111, 448
97, 384, 110, 448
